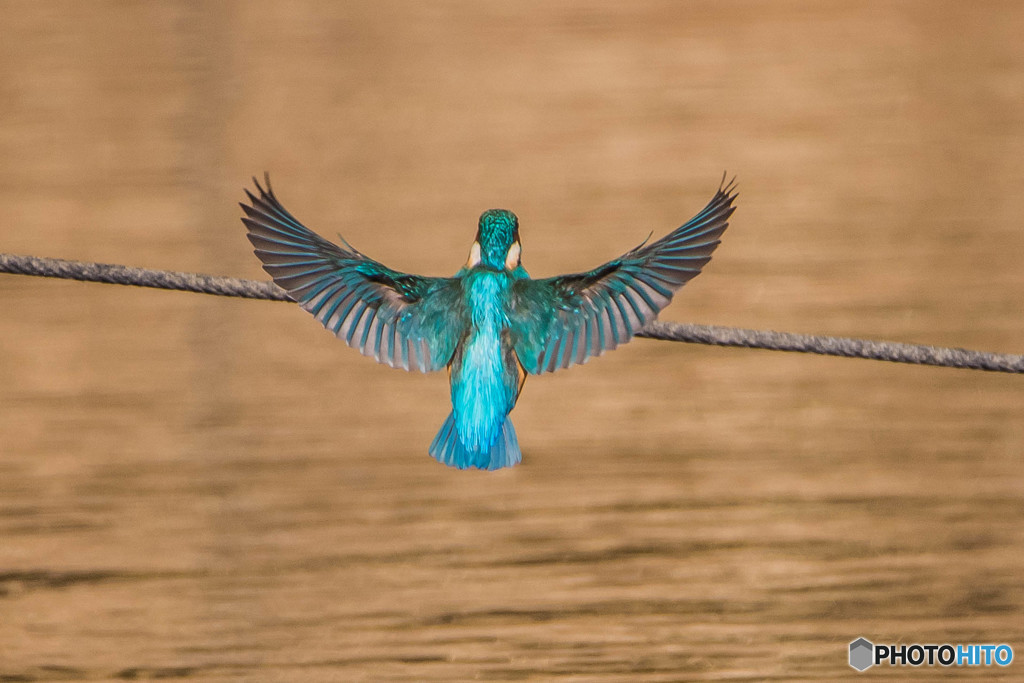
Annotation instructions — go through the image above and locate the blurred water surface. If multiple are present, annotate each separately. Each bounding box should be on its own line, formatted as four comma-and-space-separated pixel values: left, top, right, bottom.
1, 2, 1022, 680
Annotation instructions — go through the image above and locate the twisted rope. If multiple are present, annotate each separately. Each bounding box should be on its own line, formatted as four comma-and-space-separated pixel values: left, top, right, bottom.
0, 252, 289, 301
2, 252, 1022, 374
635, 321, 1023, 374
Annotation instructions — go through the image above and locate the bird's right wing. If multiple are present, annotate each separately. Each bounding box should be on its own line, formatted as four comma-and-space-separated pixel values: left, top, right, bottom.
509, 178, 736, 374
241, 177, 464, 372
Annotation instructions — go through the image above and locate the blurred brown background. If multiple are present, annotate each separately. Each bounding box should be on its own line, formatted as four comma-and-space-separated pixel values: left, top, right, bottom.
1, 1, 1022, 680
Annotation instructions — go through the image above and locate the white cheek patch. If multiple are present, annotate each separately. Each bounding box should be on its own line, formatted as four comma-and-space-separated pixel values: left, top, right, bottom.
505, 241, 521, 270
467, 242, 482, 267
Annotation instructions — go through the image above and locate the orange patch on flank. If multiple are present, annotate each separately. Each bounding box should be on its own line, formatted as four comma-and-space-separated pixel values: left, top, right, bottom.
514, 351, 527, 396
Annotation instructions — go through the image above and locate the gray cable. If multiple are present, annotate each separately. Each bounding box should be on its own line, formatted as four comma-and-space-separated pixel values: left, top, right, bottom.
635, 321, 1024, 374
2, 252, 1021, 374
0, 252, 290, 301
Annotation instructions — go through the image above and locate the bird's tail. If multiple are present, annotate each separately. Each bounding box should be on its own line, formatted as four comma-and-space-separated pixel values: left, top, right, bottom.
428, 412, 521, 470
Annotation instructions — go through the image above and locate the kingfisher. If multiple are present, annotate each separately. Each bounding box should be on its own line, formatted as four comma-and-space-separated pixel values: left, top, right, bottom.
241, 175, 736, 470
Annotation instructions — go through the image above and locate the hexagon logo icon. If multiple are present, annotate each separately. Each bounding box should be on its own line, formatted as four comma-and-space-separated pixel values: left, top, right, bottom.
849, 638, 874, 671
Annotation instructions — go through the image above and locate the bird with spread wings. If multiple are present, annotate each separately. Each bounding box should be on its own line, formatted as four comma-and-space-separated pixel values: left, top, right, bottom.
241, 176, 736, 470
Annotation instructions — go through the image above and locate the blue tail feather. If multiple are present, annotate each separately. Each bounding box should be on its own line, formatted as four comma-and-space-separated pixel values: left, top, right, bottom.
429, 412, 521, 470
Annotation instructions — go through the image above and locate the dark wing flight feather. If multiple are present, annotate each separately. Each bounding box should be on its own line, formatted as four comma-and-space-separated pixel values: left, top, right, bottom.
510, 178, 736, 374
240, 177, 463, 372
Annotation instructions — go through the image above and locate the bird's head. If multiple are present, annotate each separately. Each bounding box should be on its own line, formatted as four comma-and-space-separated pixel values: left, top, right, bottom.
468, 209, 521, 270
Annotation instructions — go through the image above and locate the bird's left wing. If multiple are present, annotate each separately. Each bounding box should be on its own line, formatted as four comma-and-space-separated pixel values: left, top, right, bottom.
510, 178, 736, 374
241, 177, 463, 372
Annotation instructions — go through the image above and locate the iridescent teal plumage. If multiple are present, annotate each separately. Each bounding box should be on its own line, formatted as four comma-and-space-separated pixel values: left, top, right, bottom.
433, 266, 524, 470
241, 176, 736, 470
474, 209, 520, 269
